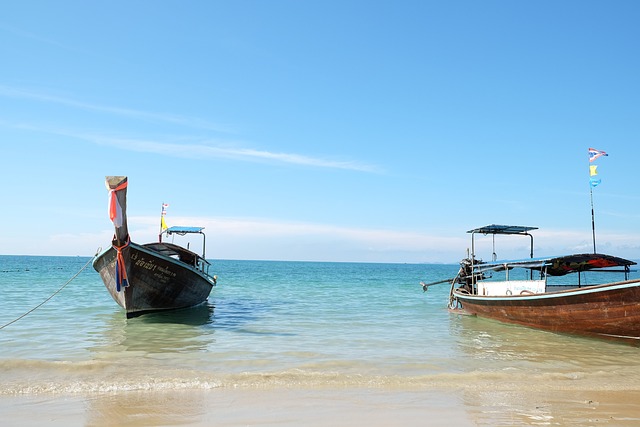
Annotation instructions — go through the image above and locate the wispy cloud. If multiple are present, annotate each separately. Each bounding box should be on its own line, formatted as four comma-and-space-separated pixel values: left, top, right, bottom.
0, 86, 381, 172
0, 85, 231, 132
88, 136, 380, 172
0, 23, 79, 52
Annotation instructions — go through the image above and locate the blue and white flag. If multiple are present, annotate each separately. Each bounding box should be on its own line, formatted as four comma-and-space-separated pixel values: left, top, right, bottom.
588, 147, 608, 163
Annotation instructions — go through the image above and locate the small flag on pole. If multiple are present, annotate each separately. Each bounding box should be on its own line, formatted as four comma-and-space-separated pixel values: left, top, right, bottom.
588, 148, 608, 187
161, 203, 169, 230
588, 148, 608, 163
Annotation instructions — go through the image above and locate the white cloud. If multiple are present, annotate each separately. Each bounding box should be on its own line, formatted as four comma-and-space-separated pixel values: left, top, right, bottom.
125, 215, 472, 263
3, 217, 640, 264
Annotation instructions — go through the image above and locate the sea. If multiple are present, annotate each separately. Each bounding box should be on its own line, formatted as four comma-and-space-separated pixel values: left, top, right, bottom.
2, 255, 640, 426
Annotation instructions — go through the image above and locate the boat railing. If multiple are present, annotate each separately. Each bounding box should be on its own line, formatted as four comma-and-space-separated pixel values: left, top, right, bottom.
197, 257, 211, 274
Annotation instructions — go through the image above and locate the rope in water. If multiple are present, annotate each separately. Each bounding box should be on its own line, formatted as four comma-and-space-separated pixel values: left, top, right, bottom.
0, 247, 101, 330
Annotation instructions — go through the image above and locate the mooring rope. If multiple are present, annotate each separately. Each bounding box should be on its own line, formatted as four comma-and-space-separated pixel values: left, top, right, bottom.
0, 247, 101, 330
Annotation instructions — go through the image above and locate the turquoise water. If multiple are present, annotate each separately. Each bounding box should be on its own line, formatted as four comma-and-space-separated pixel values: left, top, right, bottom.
2, 256, 640, 425
1, 257, 458, 388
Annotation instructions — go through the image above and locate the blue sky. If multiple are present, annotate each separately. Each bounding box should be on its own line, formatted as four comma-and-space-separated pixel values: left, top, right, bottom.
1, 1, 639, 263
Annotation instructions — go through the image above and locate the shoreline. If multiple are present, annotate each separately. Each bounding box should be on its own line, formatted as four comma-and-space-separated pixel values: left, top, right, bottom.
3, 387, 640, 426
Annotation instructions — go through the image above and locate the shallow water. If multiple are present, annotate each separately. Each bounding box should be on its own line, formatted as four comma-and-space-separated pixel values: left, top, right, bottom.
1, 256, 640, 425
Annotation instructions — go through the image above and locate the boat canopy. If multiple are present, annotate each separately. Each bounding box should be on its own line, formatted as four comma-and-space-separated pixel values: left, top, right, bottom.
144, 242, 199, 258
468, 224, 538, 261
473, 253, 636, 276
468, 225, 538, 235
165, 226, 204, 235
159, 226, 208, 259
547, 253, 636, 276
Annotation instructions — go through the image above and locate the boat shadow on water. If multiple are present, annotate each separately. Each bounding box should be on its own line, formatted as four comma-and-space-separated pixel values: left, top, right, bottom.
94, 301, 217, 355
132, 301, 216, 326
93, 294, 289, 356
208, 296, 298, 337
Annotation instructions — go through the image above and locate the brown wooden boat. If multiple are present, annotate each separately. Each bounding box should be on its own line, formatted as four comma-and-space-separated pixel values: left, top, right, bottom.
93, 176, 217, 318
424, 225, 640, 344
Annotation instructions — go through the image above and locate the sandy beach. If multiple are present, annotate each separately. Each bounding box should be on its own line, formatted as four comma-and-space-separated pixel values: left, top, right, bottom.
1, 388, 464, 427
3, 387, 640, 426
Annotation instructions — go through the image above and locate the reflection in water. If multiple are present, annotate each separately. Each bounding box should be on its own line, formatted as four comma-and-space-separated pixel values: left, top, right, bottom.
448, 313, 640, 426
95, 302, 216, 355
92, 295, 280, 359
449, 311, 639, 367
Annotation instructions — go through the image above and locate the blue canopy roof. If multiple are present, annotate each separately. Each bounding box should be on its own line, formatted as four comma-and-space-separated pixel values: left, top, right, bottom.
468, 224, 538, 235
165, 226, 204, 235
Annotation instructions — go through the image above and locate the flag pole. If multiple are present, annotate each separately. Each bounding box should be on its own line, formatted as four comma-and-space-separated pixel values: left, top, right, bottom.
587, 147, 608, 254
590, 186, 596, 254
159, 202, 164, 242
159, 202, 168, 243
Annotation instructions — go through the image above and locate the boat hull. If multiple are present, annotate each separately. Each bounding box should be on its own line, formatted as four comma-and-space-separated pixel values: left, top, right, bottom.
93, 242, 215, 318
453, 279, 640, 343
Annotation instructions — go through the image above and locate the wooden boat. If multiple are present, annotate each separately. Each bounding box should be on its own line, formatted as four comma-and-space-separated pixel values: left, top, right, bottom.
93, 176, 217, 318
424, 224, 640, 343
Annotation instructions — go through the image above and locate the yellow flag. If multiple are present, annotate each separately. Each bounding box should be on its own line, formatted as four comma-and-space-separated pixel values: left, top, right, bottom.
589, 165, 598, 176
161, 215, 168, 230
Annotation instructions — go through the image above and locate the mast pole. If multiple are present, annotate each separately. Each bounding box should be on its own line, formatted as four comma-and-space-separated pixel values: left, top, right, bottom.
590, 186, 596, 254
159, 202, 164, 243
587, 147, 608, 254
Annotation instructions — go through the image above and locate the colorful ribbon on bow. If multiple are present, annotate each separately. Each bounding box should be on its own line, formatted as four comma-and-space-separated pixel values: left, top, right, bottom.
108, 181, 128, 227
113, 236, 130, 292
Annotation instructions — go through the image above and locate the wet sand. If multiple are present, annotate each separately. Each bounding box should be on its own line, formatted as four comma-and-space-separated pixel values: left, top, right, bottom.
3, 387, 640, 426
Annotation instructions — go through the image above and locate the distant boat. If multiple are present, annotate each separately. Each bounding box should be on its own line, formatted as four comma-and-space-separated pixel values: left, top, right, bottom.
422, 224, 640, 344
93, 176, 217, 318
